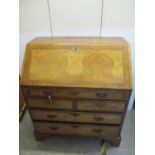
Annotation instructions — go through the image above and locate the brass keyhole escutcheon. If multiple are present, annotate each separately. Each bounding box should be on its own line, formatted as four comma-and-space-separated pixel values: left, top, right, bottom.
72, 47, 80, 52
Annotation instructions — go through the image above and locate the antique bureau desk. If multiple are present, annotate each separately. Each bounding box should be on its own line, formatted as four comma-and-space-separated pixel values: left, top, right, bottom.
20, 37, 132, 147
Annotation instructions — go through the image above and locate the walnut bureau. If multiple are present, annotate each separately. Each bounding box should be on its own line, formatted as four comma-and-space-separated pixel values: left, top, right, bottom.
20, 37, 132, 147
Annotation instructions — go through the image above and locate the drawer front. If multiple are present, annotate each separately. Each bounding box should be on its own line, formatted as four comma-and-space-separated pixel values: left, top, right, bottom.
73, 91, 128, 100
27, 98, 125, 113
31, 110, 122, 125
34, 122, 120, 137
25, 88, 70, 98
25, 88, 129, 100
27, 98, 73, 110
77, 100, 125, 112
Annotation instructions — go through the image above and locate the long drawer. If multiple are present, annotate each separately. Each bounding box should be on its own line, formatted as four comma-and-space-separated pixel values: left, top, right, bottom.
23, 87, 129, 100
31, 110, 122, 125
27, 98, 126, 113
34, 122, 120, 137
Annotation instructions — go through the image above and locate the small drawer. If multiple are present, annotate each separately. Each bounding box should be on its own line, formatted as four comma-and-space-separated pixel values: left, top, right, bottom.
31, 110, 122, 125
24, 87, 130, 101
24, 88, 70, 98
77, 100, 126, 113
27, 98, 73, 110
73, 90, 129, 100
34, 122, 120, 137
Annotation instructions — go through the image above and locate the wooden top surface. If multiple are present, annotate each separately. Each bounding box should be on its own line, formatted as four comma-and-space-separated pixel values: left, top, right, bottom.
20, 37, 132, 89
27, 37, 129, 47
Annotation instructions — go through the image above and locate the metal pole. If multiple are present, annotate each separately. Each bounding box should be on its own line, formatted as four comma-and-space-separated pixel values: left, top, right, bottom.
47, 0, 53, 38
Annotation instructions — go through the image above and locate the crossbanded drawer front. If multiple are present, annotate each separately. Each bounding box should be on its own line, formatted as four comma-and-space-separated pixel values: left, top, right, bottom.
31, 110, 122, 125
24, 88, 70, 98
34, 122, 120, 137
27, 98, 73, 110
77, 100, 125, 112
24, 88, 129, 101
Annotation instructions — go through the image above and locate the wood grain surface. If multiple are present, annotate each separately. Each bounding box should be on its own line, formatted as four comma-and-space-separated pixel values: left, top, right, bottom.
27, 98, 126, 113
20, 37, 132, 90
34, 122, 120, 137
31, 110, 122, 125
20, 37, 132, 147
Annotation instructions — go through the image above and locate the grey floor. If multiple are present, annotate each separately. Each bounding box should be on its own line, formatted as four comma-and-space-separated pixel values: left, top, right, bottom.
20, 110, 135, 155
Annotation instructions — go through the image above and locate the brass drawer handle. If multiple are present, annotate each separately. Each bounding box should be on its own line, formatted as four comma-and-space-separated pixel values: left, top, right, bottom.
94, 117, 104, 121
70, 112, 80, 117
71, 125, 79, 129
96, 92, 107, 98
48, 95, 53, 104
50, 126, 59, 130
96, 102, 106, 107
72, 91, 80, 96
93, 129, 102, 133
47, 114, 56, 119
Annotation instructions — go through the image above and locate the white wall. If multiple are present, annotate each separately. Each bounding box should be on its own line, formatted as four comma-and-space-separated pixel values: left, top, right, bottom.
19, 0, 135, 110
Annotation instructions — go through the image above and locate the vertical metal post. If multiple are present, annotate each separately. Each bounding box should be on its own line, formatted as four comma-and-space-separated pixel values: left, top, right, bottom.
100, 0, 104, 37
47, 0, 53, 38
